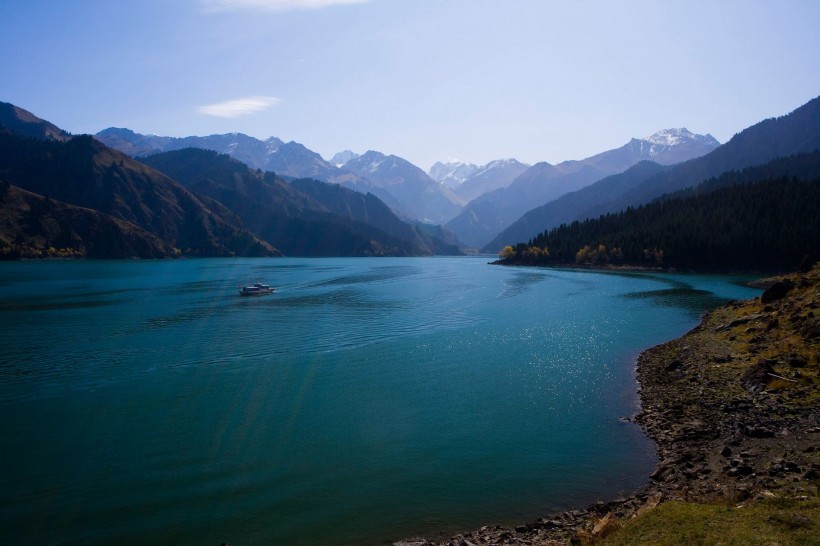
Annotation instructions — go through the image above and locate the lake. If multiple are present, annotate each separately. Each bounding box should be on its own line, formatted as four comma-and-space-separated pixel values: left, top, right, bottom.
0, 257, 760, 545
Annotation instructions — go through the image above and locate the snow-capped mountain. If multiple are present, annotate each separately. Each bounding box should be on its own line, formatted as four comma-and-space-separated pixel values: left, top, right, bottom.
429, 161, 480, 188
452, 158, 531, 203
96, 128, 284, 170
329, 150, 359, 167
430, 159, 530, 200
342, 151, 461, 224
445, 129, 721, 248
623, 128, 721, 166
96, 124, 720, 242
643, 127, 717, 147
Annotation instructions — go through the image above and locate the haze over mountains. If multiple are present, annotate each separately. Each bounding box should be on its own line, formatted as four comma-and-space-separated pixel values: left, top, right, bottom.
0, 102, 459, 258
97, 125, 721, 249
430, 159, 532, 204
445, 128, 720, 247
2, 94, 819, 263
486, 96, 820, 252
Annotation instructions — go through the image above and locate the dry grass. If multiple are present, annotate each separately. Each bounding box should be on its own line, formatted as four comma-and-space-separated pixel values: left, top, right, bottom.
602, 495, 820, 546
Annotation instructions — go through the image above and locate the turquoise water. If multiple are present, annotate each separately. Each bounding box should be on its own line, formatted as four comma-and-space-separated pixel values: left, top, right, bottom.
0, 258, 760, 545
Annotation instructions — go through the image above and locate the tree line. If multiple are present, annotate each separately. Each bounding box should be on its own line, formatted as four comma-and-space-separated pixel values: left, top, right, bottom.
497, 175, 820, 272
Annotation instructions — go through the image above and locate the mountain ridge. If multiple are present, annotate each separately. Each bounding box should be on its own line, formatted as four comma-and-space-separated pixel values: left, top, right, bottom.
445, 127, 720, 248
139, 148, 460, 256
0, 128, 278, 258
96, 129, 462, 225
341, 150, 462, 224
486, 95, 820, 252
1, 102, 460, 258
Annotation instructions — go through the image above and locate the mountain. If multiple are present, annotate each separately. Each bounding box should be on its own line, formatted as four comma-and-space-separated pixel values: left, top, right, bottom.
497, 151, 820, 271
487, 95, 820, 253
0, 102, 72, 142
429, 161, 479, 189
428, 158, 530, 201
97, 128, 459, 224
634, 128, 721, 165
582, 128, 720, 173
264, 141, 341, 180
96, 128, 345, 179
446, 129, 720, 248
288, 178, 460, 255
341, 150, 462, 224
330, 150, 359, 167
451, 159, 531, 203
484, 161, 670, 252
94, 127, 172, 156
140, 148, 460, 256
601, 98, 820, 211
445, 160, 606, 248
0, 127, 277, 258
0, 182, 170, 259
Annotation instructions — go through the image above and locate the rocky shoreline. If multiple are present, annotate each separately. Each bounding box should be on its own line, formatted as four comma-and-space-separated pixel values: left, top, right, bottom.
396, 266, 819, 545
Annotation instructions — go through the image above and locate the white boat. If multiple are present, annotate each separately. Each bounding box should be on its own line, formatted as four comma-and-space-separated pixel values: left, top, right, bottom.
239, 282, 275, 296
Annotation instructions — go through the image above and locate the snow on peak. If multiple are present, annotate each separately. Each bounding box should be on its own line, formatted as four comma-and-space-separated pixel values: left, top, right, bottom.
429, 161, 479, 186
640, 128, 720, 148
330, 150, 359, 167
641, 128, 697, 146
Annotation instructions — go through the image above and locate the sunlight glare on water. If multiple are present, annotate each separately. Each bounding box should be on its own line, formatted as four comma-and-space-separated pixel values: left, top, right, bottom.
0, 257, 760, 545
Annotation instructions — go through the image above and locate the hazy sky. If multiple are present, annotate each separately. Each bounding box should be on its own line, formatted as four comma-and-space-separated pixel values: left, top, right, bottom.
2, 0, 819, 169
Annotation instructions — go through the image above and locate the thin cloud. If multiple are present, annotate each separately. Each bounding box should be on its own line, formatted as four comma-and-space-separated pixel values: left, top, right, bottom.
197, 96, 282, 118
202, 0, 369, 12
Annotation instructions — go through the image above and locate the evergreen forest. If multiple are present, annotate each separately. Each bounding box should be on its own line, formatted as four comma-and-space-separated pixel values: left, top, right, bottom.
496, 153, 820, 272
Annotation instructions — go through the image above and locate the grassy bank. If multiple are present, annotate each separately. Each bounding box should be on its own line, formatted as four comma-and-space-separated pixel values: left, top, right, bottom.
603, 496, 819, 546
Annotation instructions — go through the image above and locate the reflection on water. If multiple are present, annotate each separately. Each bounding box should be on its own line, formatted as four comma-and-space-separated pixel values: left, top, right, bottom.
0, 298, 123, 312
499, 270, 549, 298
312, 265, 423, 287
622, 275, 734, 316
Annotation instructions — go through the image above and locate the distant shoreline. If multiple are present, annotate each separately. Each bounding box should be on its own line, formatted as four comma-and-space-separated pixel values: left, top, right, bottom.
490, 258, 793, 278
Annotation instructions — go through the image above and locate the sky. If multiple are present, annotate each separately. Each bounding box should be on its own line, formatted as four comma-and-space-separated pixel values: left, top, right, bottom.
1, 0, 819, 170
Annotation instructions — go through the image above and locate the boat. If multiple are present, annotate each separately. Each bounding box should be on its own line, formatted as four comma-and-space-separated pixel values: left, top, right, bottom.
239, 282, 275, 296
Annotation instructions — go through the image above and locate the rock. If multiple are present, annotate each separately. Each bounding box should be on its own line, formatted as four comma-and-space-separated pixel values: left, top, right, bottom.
744, 425, 775, 438
801, 324, 820, 340
761, 280, 794, 303
741, 360, 776, 392
666, 359, 683, 371
766, 319, 780, 331
720, 446, 733, 457
651, 464, 674, 482
635, 492, 662, 518
789, 356, 808, 368
736, 465, 756, 476
591, 512, 620, 538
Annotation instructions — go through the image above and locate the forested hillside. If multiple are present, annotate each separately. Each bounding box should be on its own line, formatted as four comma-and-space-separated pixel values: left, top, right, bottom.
140, 148, 461, 256
496, 153, 820, 271
485, 95, 820, 253
0, 134, 276, 258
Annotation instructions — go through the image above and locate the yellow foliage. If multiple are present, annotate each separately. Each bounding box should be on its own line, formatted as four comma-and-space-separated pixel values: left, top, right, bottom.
499, 245, 516, 259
